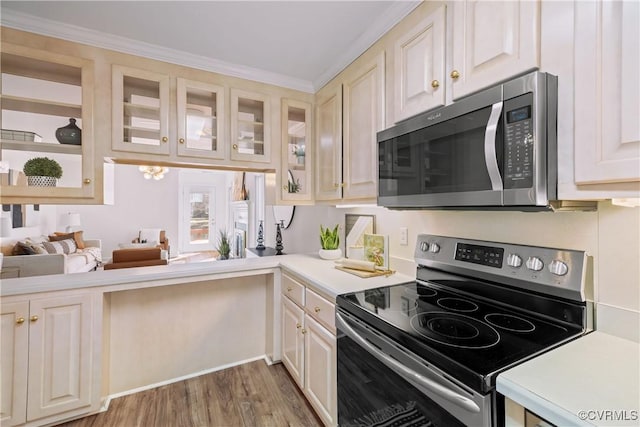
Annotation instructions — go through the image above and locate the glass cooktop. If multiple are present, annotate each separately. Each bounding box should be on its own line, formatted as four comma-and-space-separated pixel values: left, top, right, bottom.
336, 276, 584, 393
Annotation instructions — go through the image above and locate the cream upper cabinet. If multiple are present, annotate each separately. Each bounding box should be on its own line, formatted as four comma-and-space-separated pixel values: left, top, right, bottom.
342, 52, 385, 201
112, 65, 170, 155
230, 88, 271, 163
574, 0, 640, 185
176, 78, 225, 160
1, 292, 100, 427
450, 0, 540, 100
281, 99, 313, 203
394, 5, 446, 122
0, 43, 97, 204
315, 82, 343, 201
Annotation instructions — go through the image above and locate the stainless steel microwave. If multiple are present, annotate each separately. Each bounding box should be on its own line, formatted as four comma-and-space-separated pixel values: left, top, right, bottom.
378, 71, 558, 210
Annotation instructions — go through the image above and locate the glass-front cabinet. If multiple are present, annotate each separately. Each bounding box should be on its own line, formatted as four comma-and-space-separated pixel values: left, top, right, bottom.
0, 43, 96, 203
230, 89, 271, 163
176, 78, 224, 160
112, 65, 170, 155
281, 99, 312, 203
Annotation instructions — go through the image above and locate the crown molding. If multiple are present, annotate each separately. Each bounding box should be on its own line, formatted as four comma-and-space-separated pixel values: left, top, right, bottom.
311, 1, 421, 91
1, 9, 315, 93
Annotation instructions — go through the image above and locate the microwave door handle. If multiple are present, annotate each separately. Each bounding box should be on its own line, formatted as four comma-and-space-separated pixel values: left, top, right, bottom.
484, 101, 504, 191
336, 312, 481, 414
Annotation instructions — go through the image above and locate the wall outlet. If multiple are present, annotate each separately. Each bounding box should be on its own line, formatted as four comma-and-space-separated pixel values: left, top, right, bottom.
400, 227, 408, 246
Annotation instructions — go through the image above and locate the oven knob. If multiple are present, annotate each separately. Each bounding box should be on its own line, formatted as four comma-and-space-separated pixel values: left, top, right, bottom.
429, 243, 440, 253
420, 242, 429, 252
506, 253, 522, 268
526, 256, 544, 271
549, 260, 568, 276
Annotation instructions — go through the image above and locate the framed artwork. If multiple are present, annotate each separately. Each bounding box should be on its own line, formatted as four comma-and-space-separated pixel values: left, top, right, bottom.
344, 214, 375, 260
363, 233, 389, 269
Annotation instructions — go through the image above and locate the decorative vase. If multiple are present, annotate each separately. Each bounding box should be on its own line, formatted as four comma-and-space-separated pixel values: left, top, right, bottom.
319, 248, 342, 260
296, 155, 305, 165
56, 118, 82, 145
27, 176, 57, 187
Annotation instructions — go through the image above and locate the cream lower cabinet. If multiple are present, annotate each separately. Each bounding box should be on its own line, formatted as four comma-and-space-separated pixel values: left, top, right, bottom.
281, 273, 337, 426
0, 292, 101, 427
504, 397, 555, 427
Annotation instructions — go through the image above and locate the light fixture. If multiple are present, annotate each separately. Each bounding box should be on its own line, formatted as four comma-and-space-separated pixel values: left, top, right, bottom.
139, 165, 169, 180
66, 212, 81, 232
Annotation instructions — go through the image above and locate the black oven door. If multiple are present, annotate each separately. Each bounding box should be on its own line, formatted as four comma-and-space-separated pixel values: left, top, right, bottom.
336, 310, 493, 427
377, 85, 504, 209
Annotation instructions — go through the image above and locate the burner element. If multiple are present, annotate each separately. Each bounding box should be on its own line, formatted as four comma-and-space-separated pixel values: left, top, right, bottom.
437, 297, 479, 312
485, 313, 536, 333
410, 312, 500, 349
405, 285, 437, 298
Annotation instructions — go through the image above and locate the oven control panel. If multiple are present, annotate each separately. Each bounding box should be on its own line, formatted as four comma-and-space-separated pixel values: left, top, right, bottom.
414, 234, 589, 302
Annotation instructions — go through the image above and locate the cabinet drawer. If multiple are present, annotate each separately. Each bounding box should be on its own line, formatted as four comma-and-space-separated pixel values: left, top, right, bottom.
305, 288, 335, 332
282, 274, 305, 306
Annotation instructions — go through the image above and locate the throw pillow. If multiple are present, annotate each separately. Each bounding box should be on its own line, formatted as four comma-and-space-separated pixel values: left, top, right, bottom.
42, 238, 77, 255
51, 231, 85, 249
12, 241, 36, 255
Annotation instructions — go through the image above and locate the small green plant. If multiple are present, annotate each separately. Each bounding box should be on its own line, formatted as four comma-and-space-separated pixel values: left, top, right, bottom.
287, 178, 301, 193
23, 157, 63, 178
216, 229, 231, 259
320, 224, 340, 250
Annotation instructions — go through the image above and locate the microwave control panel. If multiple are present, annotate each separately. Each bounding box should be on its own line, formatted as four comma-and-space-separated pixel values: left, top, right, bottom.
504, 93, 534, 189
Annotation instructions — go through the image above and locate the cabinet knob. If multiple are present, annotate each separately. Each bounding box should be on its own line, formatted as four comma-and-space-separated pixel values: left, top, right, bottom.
450, 70, 461, 80
283, 185, 288, 190
30, 315, 38, 322
83, 178, 91, 184
161, 136, 168, 143
301, 329, 307, 334
16, 317, 25, 324
179, 138, 185, 144
233, 144, 238, 150
296, 323, 302, 329
314, 306, 321, 313
334, 183, 344, 188
287, 286, 292, 292
431, 79, 440, 89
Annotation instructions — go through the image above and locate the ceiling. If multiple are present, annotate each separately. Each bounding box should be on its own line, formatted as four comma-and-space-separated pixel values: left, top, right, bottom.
0, 1, 420, 93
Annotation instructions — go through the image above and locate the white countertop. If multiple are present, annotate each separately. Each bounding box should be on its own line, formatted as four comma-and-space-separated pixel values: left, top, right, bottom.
497, 331, 640, 426
0, 253, 415, 299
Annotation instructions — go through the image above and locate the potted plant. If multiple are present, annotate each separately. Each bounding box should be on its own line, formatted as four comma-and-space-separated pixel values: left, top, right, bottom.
292, 144, 305, 164
216, 229, 231, 260
23, 157, 63, 187
319, 224, 342, 260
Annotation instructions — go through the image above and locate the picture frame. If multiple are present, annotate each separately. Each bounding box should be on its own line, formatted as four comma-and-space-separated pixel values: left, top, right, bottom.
363, 233, 389, 269
344, 214, 375, 260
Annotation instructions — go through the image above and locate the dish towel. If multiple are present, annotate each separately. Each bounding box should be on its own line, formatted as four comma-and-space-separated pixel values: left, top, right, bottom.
343, 401, 431, 427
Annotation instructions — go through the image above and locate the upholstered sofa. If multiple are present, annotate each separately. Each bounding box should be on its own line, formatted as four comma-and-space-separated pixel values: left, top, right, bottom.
1, 236, 102, 278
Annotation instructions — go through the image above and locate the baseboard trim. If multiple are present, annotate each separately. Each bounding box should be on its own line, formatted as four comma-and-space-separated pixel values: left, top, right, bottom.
102, 354, 269, 410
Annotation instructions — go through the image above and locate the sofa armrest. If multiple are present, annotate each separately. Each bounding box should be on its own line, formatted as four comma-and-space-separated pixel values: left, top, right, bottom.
84, 239, 102, 249
2, 254, 66, 277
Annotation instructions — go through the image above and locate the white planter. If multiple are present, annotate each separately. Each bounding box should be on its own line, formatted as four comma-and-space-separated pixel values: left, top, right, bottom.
319, 248, 342, 260
27, 176, 57, 187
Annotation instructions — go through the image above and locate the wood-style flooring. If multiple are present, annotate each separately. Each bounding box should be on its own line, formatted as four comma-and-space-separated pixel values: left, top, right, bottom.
57, 360, 323, 427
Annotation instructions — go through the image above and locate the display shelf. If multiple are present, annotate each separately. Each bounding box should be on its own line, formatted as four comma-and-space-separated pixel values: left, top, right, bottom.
0, 139, 82, 155
0, 94, 81, 118
123, 126, 161, 140
123, 102, 160, 120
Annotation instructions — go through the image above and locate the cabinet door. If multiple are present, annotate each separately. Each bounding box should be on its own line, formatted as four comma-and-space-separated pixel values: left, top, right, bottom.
394, 5, 446, 122
281, 296, 304, 389
574, 0, 640, 184
304, 315, 337, 427
315, 83, 343, 201
230, 89, 271, 163
27, 294, 93, 421
176, 78, 225, 160
0, 43, 97, 203
281, 99, 313, 203
343, 52, 385, 200
0, 301, 29, 426
451, 0, 539, 99
112, 65, 170, 155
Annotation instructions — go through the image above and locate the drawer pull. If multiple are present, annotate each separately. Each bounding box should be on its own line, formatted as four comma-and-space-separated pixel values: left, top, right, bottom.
296, 323, 301, 329
16, 317, 25, 324
30, 315, 39, 322
287, 286, 292, 292
314, 306, 321, 313
301, 329, 307, 334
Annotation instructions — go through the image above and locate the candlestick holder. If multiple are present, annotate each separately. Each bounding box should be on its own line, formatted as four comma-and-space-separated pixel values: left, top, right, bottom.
256, 220, 265, 250
275, 220, 284, 255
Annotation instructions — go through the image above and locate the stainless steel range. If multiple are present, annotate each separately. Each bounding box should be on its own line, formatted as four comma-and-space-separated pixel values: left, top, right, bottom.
336, 234, 592, 427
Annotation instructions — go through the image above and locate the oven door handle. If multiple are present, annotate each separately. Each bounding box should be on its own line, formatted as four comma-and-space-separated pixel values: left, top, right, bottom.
336, 312, 481, 414
484, 101, 503, 191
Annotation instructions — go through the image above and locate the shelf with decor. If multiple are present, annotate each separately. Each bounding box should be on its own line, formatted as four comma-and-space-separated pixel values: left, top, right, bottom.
0, 42, 97, 204
230, 88, 271, 163
280, 98, 312, 204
